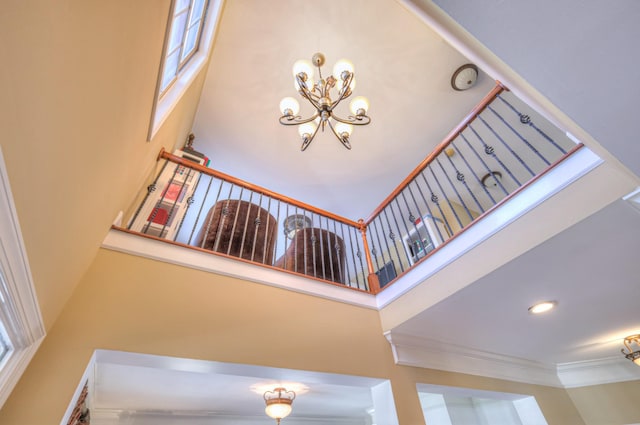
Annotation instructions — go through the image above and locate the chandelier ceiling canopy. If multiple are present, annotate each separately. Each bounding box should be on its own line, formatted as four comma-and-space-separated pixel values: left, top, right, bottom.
279, 52, 371, 151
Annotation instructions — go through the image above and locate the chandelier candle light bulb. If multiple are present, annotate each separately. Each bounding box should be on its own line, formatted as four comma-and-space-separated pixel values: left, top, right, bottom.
279, 52, 371, 151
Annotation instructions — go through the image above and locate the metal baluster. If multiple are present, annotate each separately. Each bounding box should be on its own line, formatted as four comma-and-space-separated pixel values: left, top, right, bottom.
331, 219, 346, 284
343, 222, 360, 289
351, 224, 367, 290
308, 211, 316, 279
142, 162, 181, 236
174, 167, 201, 242
369, 218, 384, 274
441, 146, 486, 215
382, 207, 406, 274
238, 191, 254, 260
317, 214, 327, 280
282, 201, 289, 270
399, 191, 428, 256
293, 205, 299, 275
129, 160, 168, 230
427, 164, 465, 231
450, 141, 498, 206
250, 193, 263, 263
410, 180, 446, 245
322, 216, 335, 282
329, 218, 339, 282
459, 132, 509, 196
419, 172, 455, 237
468, 124, 521, 186
497, 94, 567, 155
434, 157, 475, 223
189, 175, 215, 245
372, 216, 392, 277
478, 113, 536, 177
226, 187, 244, 256
387, 201, 412, 267
486, 105, 550, 167
163, 166, 194, 240
263, 195, 273, 265
213, 183, 235, 253
197, 177, 224, 248
392, 197, 416, 264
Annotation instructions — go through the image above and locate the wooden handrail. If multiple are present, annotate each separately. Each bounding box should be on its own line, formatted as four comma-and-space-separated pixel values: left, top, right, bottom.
364, 82, 507, 225
158, 148, 361, 228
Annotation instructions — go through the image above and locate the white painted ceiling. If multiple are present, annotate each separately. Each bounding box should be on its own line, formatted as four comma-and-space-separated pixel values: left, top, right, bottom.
91, 0, 640, 421
191, 0, 494, 220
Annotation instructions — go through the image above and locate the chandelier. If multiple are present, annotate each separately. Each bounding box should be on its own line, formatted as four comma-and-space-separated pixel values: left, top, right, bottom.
264, 387, 296, 424
279, 52, 371, 151
621, 334, 640, 366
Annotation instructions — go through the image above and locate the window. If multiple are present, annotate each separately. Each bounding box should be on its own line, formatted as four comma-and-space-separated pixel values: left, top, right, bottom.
160, 0, 209, 95
148, 0, 224, 140
0, 147, 46, 408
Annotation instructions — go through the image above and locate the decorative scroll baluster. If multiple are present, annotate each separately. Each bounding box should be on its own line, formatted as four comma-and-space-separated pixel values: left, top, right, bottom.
189, 175, 214, 245
468, 124, 521, 187
478, 114, 536, 177
497, 94, 567, 155
226, 188, 244, 256
128, 160, 168, 231
238, 191, 254, 259
332, 220, 345, 284
442, 149, 486, 215
382, 207, 406, 274
459, 133, 509, 196
213, 185, 235, 253
351, 225, 368, 291
142, 162, 183, 236
486, 105, 550, 167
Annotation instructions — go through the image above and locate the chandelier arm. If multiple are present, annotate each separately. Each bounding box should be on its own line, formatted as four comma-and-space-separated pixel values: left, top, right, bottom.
279, 112, 320, 126
301, 120, 322, 151
296, 75, 323, 110
327, 119, 352, 150
331, 113, 371, 126
329, 72, 354, 110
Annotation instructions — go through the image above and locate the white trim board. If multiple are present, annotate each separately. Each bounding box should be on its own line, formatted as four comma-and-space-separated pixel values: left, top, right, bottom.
385, 331, 640, 389
0, 147, 46, 409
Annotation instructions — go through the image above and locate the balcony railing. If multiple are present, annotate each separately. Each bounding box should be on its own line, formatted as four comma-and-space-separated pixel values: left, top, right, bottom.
118, 82, 582, 294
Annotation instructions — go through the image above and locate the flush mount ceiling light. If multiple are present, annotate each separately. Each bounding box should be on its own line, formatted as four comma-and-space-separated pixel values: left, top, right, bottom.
279, 52, 371, 151
621, 334, 640, 366
451, 64, 479, 91
481, 171, 502, 188
264, 387, 296, 424
528, 301, 557, 314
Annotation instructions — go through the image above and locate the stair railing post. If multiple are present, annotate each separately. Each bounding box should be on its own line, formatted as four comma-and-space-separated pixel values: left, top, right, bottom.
358, 219, 380, 294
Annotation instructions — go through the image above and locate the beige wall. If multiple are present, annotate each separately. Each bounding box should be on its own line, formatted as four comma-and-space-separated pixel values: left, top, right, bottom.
0, 249, 585, 424
567, 380, 640, 425
0, 0, 205, 330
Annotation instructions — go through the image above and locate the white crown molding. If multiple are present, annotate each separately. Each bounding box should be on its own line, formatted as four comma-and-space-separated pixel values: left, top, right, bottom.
556, 357, 640, 388
385, 331, 640, 389
385, 331, 562, 387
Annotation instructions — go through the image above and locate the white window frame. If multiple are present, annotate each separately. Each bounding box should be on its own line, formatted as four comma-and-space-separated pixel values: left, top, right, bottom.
0, 147, 46, 409
148, 0, 225, 141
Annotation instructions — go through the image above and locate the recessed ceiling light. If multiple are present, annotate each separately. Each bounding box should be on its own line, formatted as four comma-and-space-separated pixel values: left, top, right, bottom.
528, 301, 557, 314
